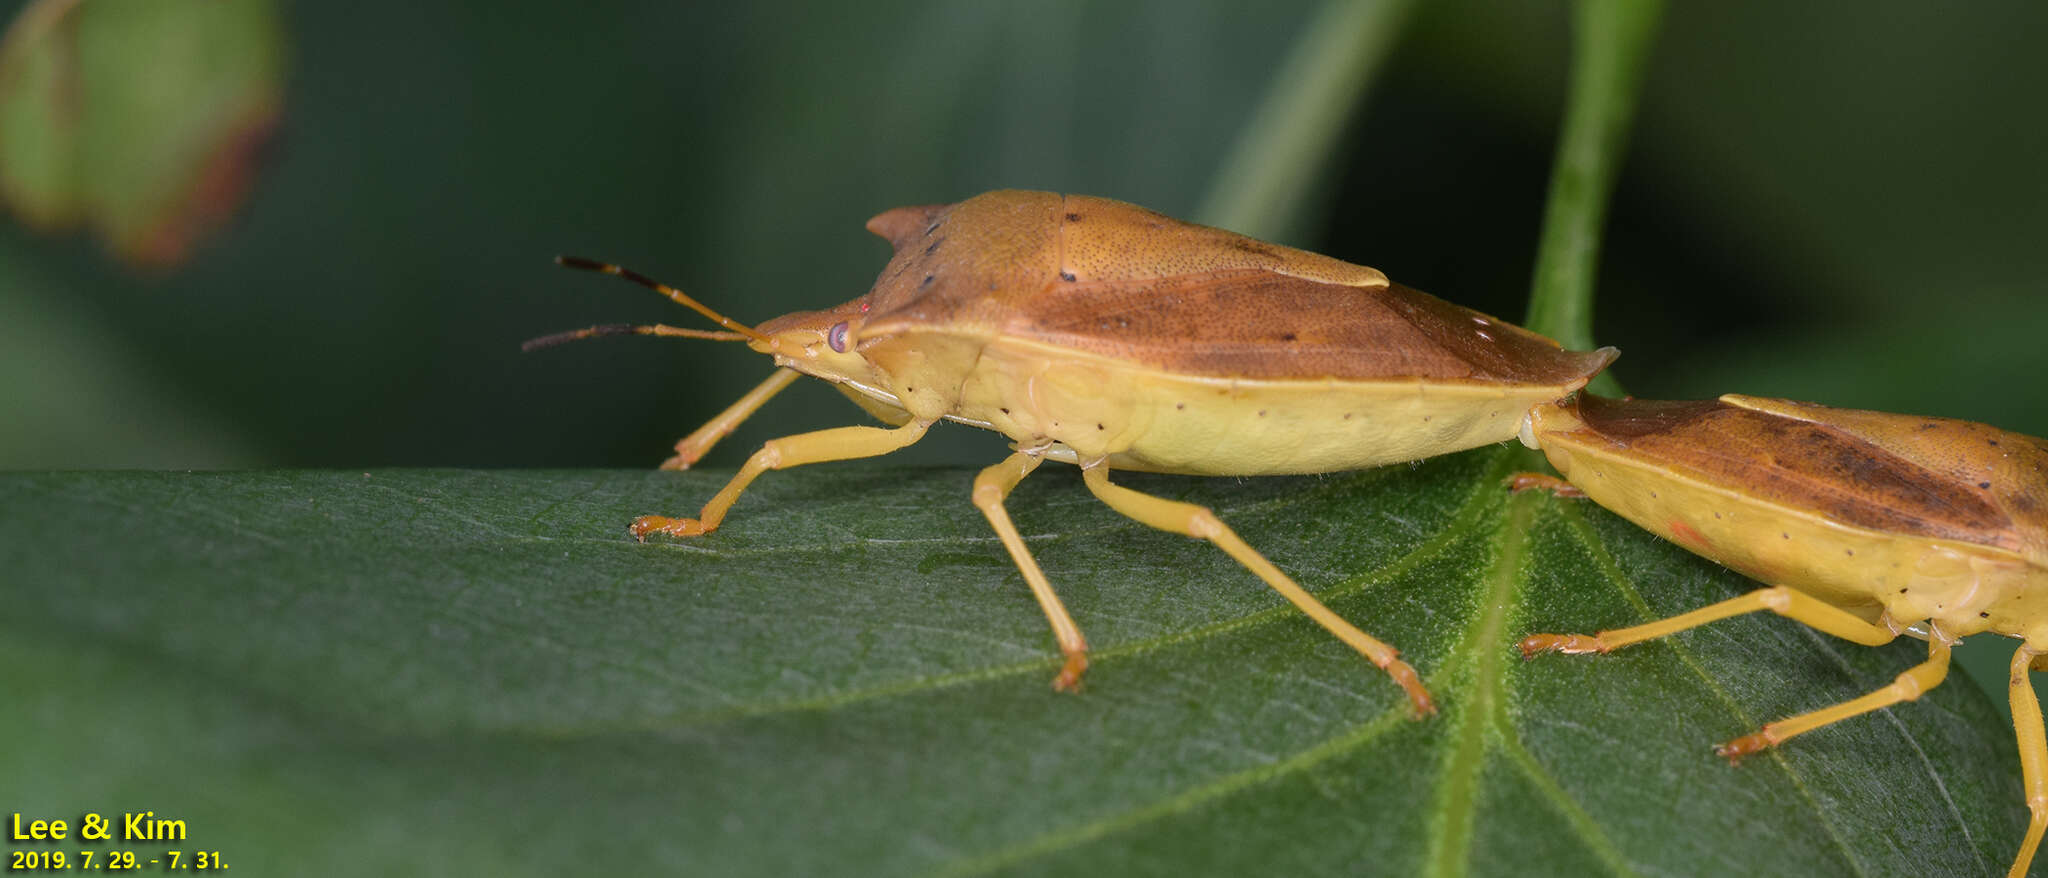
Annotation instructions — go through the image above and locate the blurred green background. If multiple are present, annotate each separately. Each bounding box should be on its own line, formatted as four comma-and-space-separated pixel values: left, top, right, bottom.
3, 0, 2041, 474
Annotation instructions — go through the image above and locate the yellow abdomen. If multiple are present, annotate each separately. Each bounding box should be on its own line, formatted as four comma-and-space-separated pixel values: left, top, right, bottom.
957, 337, 1590, 475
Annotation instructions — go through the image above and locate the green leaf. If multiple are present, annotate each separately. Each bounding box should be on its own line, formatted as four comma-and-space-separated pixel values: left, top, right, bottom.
0, 460, 2026, 876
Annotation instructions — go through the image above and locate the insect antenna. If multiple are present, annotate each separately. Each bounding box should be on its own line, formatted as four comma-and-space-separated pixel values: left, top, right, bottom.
553, 256, 772, 344
520, 323, 750, 352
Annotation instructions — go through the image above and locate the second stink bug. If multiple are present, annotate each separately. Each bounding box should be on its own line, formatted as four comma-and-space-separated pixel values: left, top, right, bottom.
1515, 393, 2048, 878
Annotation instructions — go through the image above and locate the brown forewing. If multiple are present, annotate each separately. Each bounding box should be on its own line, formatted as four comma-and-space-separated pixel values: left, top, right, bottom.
1723, 396, 2048, 560
1005, 270, 1614, 383
1571, 395, 2029, 555
850, 190, 1611, 384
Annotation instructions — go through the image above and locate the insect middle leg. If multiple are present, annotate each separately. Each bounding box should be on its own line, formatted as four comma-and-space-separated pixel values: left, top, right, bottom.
633, 420, 931, 539
2009, 646, 2048, 878
660, 368, 802, 470
972, 451, 1089, 691
1077, 463, 1435, 716
1716, 636, 1950, 761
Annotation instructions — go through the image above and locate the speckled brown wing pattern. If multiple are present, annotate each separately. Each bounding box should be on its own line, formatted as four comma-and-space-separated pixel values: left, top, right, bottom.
853, 190, 1611, 385
1720, 395, 2048, 564
1572, 394, 2028, 555
1010, 270, 1611, 383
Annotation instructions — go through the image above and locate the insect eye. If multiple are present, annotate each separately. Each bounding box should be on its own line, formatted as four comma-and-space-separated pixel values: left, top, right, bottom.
827, 321, 850, 353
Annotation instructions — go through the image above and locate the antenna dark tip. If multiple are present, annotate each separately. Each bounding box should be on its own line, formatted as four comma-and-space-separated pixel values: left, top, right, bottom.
556, 255, 609, 272
521, 323, 635, 352
547, 256, 772, 343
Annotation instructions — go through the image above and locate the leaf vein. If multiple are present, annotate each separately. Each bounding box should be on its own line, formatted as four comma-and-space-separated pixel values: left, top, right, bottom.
929, 709, 1412, 878
1559, 508, 1875, 878
1493, 711, 1639, 877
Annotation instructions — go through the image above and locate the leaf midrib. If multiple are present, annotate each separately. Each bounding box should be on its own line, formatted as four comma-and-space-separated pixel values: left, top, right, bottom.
1425, 476, 1535, 877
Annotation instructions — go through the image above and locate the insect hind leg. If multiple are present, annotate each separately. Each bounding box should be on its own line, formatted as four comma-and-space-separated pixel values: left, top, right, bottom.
2009, 646, 2048, 878
973, 451, 1089, 691
1077, 463, 1434, 717
1716, 636, 1951, 762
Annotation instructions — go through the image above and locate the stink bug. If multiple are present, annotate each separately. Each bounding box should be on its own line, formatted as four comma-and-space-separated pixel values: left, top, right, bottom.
546, 190, 1618, 715
1515, 393, 2048, 877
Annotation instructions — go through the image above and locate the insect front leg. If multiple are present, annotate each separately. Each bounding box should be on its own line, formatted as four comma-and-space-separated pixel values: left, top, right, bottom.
1520, 586, 1901, 656
972, 451, 1090, 691
2009, 646, 2048, 878
632, 420, 930, 539
1076, 463, 1435, 717
1715, 635, 1951, 762
660, 368, 802, 470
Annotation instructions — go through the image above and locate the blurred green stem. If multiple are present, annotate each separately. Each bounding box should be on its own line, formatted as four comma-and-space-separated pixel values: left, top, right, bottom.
1194, 0, 1416, 243
1524, 0, 1662, 388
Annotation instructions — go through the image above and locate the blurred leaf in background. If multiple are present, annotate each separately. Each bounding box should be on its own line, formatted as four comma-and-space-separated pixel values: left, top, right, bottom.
0, 0, 286, 268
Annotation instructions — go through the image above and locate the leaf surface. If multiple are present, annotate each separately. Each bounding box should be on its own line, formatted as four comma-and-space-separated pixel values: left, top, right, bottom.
0, 455, 2027, 876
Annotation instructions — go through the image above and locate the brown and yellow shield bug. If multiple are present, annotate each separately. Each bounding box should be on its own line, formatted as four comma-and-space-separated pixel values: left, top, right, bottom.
1515, 393, 2048, 877
542, 189, 1619, 715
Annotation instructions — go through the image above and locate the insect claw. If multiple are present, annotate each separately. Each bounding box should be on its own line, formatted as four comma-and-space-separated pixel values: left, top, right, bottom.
1715, 732, 1775, 764
630, 515, 709, 540
1051, 654, 1088, 693
1382, 658, 1437, 717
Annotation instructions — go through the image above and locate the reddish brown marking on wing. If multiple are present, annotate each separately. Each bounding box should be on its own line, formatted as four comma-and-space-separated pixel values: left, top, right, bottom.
1567, 395, 2029, 556
1668, 520, 1712, 550
1013, 271, 1611, 382
1720, 395, 2048, 566
1567, 397, 1724, 438
838, 190, 1612, 387
1374, 281, 1616, 385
